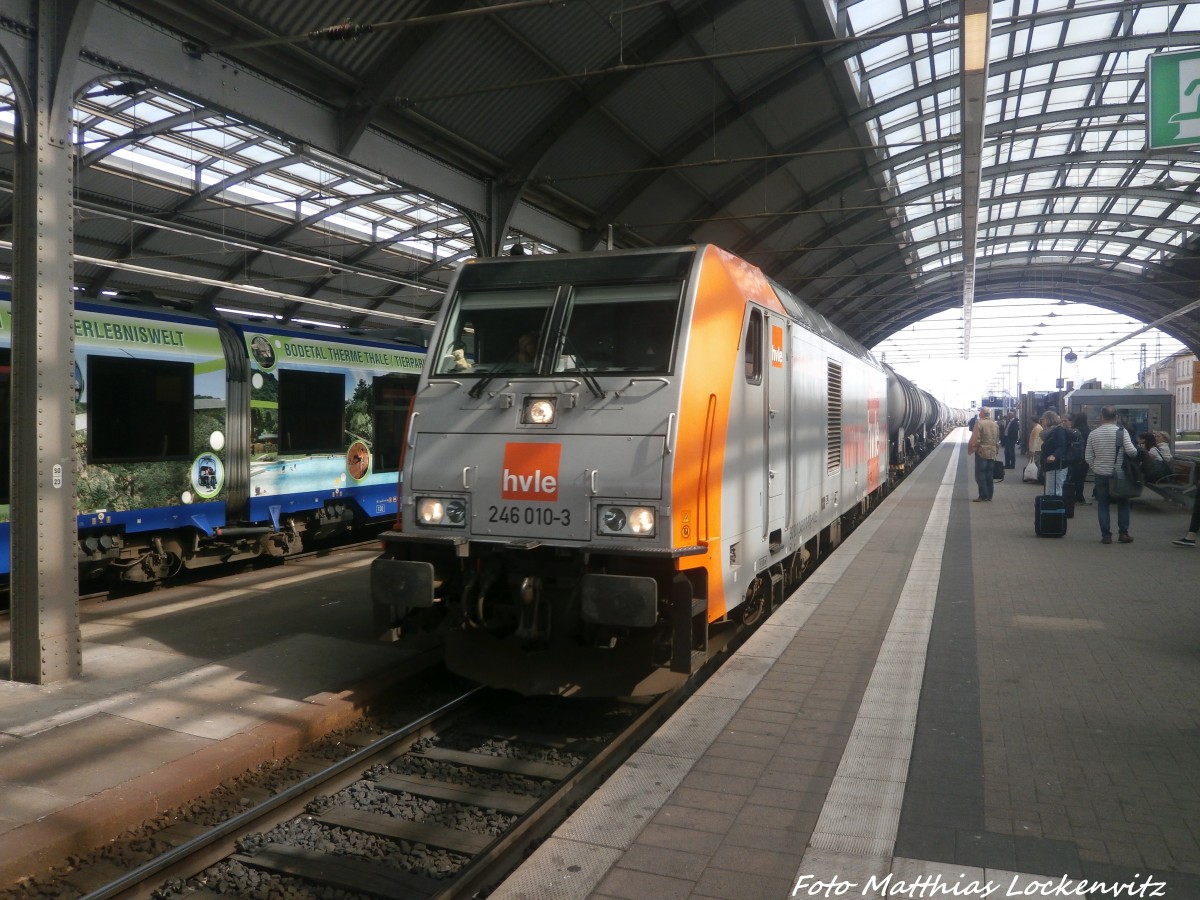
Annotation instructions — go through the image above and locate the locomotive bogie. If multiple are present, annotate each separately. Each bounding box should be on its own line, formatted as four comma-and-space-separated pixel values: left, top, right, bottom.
0, 294, 426, 587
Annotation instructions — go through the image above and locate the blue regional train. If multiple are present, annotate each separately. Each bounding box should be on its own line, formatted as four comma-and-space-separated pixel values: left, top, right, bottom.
0, 293, 427, 585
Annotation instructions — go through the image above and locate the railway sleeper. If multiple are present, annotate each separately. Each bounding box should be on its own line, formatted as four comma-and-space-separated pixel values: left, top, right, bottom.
234, 845, 442, 900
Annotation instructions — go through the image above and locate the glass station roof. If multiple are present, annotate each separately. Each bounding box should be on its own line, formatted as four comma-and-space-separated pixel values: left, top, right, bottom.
1, 77, 555, 328
1, 0, 1198, 357
836, 0, 1200, 284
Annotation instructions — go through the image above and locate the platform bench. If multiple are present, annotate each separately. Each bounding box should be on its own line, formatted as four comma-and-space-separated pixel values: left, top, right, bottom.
1145, 454, 1198, 512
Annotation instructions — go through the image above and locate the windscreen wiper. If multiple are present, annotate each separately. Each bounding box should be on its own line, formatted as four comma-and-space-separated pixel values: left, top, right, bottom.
555, 331, 605, 399
467, 353, 516, 399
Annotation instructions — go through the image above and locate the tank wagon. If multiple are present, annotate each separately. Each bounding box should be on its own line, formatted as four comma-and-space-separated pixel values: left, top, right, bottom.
0, 294, 426, 585
370, 245, 953, 695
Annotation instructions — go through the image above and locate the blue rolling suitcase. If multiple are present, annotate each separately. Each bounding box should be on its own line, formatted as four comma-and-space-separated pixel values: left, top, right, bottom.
1035, 494, 1067, 538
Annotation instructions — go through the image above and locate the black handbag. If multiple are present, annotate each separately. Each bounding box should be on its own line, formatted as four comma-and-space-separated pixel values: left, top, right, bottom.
993, 458, 1004, 480
1109, 429, 1144, 499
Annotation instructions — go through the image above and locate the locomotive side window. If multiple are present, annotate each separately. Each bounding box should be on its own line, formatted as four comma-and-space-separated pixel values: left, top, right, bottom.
278, 369, 344, 454
433, 288, 556, 375
372, 374, 417, 474
744, 309, 763, 384
88, 356, 193, 462
555, 282, 681, 373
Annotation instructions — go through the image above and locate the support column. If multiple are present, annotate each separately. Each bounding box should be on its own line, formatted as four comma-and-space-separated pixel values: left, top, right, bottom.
475, 179, 527, 257
9, 0, 94, 683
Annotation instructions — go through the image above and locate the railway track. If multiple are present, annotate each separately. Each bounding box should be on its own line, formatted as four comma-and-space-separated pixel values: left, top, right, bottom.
71, 682, 681, 900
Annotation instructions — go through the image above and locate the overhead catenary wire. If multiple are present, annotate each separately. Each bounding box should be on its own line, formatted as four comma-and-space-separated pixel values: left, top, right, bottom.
396, 26, 957, 105
184, 0, 578, 55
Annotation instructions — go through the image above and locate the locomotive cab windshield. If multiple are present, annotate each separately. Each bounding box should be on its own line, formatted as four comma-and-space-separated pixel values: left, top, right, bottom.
433, 280, 682, 381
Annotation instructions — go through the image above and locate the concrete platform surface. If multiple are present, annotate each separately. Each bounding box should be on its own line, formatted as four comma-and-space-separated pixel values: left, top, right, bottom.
0, 549, 422, 889
494, 433, 1200, 900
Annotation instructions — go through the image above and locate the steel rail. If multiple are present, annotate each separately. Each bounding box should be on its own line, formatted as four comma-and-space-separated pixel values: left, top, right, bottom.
77, 686, 485, 900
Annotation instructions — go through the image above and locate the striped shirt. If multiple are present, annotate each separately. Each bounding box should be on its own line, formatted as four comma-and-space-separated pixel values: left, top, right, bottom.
1083, 423, 1137, 476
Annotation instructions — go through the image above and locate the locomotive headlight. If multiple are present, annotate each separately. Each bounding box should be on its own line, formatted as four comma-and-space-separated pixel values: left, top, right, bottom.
602, 507, 626, 532
628, 507, 655, 534
444, 498, 467, 525
416, 496, 468, 527
417, 498, 444, 524
598, 504, 656, 537
522, 396, 557, 425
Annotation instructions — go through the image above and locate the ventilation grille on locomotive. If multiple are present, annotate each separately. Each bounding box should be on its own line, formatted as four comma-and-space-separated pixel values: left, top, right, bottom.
827, 361, 843, 473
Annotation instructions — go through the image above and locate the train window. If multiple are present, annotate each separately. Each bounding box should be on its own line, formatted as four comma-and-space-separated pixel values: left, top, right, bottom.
744, 309, 763, 384
555, 282, 681, 374
827, 361, 843, 473
87, 356, 193, 463
371, 374, 417, 474
433, 288, 556, 375
278, 369, 344, 454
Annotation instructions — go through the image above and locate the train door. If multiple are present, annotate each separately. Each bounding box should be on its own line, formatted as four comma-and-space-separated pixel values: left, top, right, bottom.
766, 314, 789, 534
742, 308, 768, 542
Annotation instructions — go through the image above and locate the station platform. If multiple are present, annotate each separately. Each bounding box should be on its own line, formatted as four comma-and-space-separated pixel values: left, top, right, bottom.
0, 548, 427, 891
495, 431, 1200, 900
1, 432, 1197, 898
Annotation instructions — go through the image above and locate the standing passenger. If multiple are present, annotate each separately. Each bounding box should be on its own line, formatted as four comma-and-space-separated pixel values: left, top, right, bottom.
1173, 502, 1199, 548
969, 408, 1001, 502
1083, 405, 1138, 545
1067, 412, 1090, 507
1028, 417, 1044, 482
1039, 411, 1068, 496
1001, 411, 1020, 469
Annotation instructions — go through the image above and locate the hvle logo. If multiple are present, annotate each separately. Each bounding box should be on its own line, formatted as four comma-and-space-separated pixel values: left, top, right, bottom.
501, 442, 561, 501
771, 324, 785, 368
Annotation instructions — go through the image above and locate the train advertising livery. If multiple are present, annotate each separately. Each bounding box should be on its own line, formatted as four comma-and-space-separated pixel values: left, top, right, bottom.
0, 294, 427, 585
242, 328, 423, 522
74, 308, 227, 361
248, 333, 424, 373
191, 453, 225, 500
72, 306, 229, 524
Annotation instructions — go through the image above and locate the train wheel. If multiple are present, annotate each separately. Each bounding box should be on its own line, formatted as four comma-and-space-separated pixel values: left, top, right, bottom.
738, 574, 768, 627
786, 545, 810, 590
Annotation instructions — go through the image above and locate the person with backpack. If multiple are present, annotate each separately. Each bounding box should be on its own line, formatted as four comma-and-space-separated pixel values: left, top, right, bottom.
1063, 411, 1089, 515
1084, 405, 1139, 545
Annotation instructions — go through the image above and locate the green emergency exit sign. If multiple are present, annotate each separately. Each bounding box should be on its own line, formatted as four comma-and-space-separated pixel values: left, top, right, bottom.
1148, 48, 1200, 151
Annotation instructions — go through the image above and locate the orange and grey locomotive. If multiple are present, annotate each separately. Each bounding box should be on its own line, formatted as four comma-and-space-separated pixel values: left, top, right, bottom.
371, 245, 948, 695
